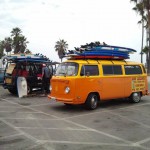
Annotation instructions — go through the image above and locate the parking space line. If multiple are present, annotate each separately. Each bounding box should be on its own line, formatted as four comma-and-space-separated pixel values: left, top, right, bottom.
63, 102, 150, 120
28, 103, 51, 107
39, 140, 149, 150
129, 102, 150, 107
39, 140, 133, 147
128, 106, 150, 113
134, 137, 150, 145
2, 118, 62, 120
28, 142, 47, 150
0, 106, 21, 108
1, 98, 59, 119
0, 104, 19, 108
62, 119, 132, 144
63, 110, 108, 120
16, 111, 49, 114
0, 118, 53, 150
2, 98, 132, 144
0, 111, 19, 113
0, 118, 39, 142
15, 127, 91, 131
0, 133, 23, 140
107, 111, 150, 129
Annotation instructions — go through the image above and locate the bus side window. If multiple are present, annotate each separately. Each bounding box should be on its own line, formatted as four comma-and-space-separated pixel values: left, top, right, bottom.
124, 65, 142, 75
102, 65, 113, 75
113, 65, 122, 75
102, 65, 122, 75
80, 65, 99, 76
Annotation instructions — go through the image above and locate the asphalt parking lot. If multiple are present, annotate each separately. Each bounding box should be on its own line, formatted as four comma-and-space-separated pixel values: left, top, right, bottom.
0, 78, 150, 150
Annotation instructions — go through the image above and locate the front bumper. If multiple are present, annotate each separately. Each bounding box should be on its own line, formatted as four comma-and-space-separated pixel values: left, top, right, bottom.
48, 95, 75, 104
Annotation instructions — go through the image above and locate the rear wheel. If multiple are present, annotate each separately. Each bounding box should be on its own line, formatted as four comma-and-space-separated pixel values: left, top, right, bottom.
85, 93, 98, 110
8, 89, 17, 95
130, 92, 141, 103
27, 85, 32, 94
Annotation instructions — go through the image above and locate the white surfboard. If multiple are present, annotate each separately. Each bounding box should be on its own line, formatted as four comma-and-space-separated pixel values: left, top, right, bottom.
17, 77, 27, 98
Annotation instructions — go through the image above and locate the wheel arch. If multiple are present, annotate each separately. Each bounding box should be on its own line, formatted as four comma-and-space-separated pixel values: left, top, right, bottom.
85, 92, 100, 103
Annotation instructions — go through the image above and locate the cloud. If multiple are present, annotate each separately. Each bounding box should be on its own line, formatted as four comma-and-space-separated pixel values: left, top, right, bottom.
0, 0, 143, 62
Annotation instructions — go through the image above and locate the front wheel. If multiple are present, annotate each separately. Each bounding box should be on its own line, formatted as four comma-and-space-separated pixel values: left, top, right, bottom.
85, 93, 99, 110
130, 92, 141, 103
64, 103, 73, 107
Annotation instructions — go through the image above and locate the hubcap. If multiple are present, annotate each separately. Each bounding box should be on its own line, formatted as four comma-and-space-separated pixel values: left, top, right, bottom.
133, 93, 140, 102
91, 96, 97, 108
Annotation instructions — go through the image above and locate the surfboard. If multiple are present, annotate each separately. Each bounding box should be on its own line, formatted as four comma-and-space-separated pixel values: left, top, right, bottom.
74, 51, 130, 57
66, 50, 129, 59
89, 45, 136, 53
76, 45, 137, 53
70, 55, 127, 59
17, 77, 27, 98
65, 44, 136, 60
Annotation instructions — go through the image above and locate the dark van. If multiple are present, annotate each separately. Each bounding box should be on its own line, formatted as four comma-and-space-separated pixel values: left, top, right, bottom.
3, 54, 53, 94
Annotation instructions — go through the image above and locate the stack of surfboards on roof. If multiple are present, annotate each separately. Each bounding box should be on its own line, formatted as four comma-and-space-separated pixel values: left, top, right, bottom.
66, 42, 136, 60
7, 53, 51, 62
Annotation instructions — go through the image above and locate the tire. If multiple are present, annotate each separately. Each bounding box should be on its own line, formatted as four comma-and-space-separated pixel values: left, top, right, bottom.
8, 89, 17, 95
27, 85, 32, 94
130, 92, 141, 103
85, 93, 98, 110
64, 103, 72, 106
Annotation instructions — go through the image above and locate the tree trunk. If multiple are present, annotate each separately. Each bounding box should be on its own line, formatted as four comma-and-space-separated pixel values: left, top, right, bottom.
141, 20, 144, 63
147, 1, 150, 75
147, 29, 150, 75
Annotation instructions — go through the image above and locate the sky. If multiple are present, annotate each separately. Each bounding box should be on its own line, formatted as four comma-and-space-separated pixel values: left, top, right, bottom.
0, 0, 145, 63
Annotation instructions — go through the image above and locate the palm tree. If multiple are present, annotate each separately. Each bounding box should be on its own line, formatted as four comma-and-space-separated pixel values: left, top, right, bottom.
0, 41, 5, 58
54, 39, 68, 62
131, 1, 145, 63
11, 27, 29, 54
19, 36, 29, 53
25, 49, 32, 54
11, 27, 22, 37
130, 0, 150, 74
142, 46, 149, 67
141, 0, 150, 74
3, 37, 12, 55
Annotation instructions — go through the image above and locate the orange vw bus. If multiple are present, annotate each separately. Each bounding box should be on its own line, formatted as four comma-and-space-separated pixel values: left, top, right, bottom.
48, 59, 148, 109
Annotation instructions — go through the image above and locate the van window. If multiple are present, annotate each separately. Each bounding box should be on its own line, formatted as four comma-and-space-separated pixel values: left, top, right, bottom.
102, 65, 113, 75
124, 65, 142, 75
102, 65, 122, 75
80, 65, 99, 76
55, 62, 79, 76
113, 65, 122, 75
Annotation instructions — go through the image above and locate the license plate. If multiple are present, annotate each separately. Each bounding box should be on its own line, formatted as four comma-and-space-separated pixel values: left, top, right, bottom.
5, 78, 12, 84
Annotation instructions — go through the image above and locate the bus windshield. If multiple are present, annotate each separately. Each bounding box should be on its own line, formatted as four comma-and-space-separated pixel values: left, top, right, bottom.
55, 62, 79, 76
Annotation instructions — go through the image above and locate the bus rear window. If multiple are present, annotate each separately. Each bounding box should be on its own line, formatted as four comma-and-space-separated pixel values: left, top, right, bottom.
124, 65, 142, 75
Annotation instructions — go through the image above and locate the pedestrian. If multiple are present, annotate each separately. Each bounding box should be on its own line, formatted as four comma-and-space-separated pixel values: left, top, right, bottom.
42, 64, 51, 94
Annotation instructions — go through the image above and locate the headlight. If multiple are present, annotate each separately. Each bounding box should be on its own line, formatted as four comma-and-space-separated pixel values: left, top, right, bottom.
65, 87, 70, 93
50, 85, 52, 91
